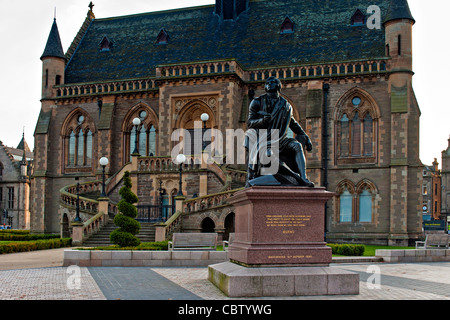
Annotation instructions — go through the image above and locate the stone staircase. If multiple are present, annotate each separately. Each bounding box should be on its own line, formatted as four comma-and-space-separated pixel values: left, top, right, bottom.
82, 215, 157, 247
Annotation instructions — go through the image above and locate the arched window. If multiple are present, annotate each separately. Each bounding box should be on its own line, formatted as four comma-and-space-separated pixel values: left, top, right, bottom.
69, 131, 76, 166
339, 188, 353, 223
359, 188, 373, 222
335, 89, 379, 165
337, 180, 377, 224
339, 115, 350, 157
128, 124, 158, 161
351, 113, 361, 157
363, 114, 373, 156
62, 110, 95, 171
124, 106, 158, 163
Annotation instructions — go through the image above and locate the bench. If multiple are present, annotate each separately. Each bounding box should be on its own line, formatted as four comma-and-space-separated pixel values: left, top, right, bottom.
416, 234, 449, 249
168, 233, 218, 251
223, 233, 235, 252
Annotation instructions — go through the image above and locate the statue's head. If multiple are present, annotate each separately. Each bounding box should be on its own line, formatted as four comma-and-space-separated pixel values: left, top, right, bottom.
265, 77, 282, 93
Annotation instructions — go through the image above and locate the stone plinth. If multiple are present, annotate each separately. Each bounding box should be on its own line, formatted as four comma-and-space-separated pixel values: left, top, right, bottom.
209, 186, 360, 297
208, 262, 360, 297
228, 186, 333, 267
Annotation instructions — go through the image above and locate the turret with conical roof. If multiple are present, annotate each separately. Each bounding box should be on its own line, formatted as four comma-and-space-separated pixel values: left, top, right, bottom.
41, 18, 66, 100
384, 0, 415, 75
384, 0, 415, 26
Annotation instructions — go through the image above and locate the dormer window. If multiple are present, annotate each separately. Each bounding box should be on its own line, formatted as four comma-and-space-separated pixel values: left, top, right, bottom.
99, 36, 114, 52
156, 28, 170, 45
281, 16, 295, 34
351, 9, 366, 26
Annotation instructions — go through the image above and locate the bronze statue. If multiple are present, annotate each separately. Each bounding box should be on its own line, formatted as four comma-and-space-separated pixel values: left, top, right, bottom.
245, 77, 314, 188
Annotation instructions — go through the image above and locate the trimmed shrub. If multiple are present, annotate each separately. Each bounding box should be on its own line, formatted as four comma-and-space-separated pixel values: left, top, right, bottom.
0, 238, 72, 255
327, 243, 365, 256
0, 234, 60, 241
110, 171, 141, 247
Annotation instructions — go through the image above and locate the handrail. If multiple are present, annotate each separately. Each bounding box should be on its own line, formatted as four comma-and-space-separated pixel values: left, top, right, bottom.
160, 210, 183, 240
183, 188, 244, 213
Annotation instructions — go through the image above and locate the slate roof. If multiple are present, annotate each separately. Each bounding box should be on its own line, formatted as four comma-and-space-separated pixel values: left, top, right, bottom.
384, 0, 415, 25
41, 19, 66, 60
64, 0, 396, 84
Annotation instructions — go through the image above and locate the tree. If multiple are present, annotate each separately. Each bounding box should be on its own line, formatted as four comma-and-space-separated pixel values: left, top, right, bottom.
110, 171, 141, 247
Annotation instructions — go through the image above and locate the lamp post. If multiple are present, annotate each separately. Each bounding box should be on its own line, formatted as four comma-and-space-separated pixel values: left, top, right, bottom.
159, 180, 164, 221
74, 177, 82, 223
132, 117, 141, 155
176, 154, 186, 197
201, 113, 209, 151
99, 157, 109, 198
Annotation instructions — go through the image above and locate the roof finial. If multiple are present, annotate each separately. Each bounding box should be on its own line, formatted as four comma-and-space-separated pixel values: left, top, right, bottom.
87, 1, 95, 19
54, 7, 57, 20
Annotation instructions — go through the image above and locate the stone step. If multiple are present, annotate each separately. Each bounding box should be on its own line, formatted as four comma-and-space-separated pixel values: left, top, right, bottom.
82, 220, 157, 247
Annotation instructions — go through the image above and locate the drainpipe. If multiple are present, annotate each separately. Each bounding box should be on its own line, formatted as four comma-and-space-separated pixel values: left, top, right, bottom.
322, 83, 330, 241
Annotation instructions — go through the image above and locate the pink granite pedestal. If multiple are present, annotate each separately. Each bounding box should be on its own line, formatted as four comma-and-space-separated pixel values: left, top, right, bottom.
208, 186, 360, 297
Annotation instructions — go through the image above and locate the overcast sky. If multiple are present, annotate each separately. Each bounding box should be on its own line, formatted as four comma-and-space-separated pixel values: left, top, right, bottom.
0, 0, 448, 167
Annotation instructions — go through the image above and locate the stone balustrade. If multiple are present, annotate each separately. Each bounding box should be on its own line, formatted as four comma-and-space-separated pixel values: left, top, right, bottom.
55, 78, 157, 98
247, 59, 387, 82
53, 58, 387, 99
183, 188, 242, 214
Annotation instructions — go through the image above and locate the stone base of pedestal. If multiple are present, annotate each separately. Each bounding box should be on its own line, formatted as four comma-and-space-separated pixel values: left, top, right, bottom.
208, 262, 360, 297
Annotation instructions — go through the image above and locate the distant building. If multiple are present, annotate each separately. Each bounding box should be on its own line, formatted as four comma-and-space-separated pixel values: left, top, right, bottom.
422, 159, 441, 221
0, 134, 33, 229
32, 0, 423, 246
441, 137, 450, 233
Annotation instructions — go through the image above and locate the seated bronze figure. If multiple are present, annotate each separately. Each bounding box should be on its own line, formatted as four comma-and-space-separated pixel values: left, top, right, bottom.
244, 77, 314, 188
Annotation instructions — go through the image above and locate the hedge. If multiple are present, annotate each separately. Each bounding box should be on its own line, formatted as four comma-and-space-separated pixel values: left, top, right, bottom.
327, 243, 365, 256
79, 241, 169, 251
0, 234, 61, 241
0, 238, 72, 255
0, 230, 31, 235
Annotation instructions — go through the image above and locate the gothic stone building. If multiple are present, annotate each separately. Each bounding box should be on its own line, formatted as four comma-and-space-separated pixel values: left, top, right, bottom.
31, 0, 422, 246
0, 136, 33, 229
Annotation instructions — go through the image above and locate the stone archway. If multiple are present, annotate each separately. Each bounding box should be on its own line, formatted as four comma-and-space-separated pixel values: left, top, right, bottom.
223, 212, 235, 241
201, 217, 216, 233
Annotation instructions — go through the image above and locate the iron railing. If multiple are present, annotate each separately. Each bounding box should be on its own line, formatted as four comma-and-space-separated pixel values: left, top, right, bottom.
136, 204, 175, 223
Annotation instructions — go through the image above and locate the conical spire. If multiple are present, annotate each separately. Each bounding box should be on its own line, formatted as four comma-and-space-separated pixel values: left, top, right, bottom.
17, 131, 30, 153
384, 0, 415, 25
41, 19, 66, 60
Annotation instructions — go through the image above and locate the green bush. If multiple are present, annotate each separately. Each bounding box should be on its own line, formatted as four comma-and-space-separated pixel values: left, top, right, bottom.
79, 241, 169, 251
0, 238, 72, 255
0, 230, 31, 235
110, 229, 141, 248
327, 243, 365, 256
110, 172, 141, 247
113, 214, 141, 235
0, 234, 60, 241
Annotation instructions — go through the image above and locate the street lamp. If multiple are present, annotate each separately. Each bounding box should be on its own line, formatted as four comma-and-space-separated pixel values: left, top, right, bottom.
74, 177, 82, 223
132, 117, 141, 155
201, 113, 209, 151
99, 157, 109, 197
176, 154, 186, 197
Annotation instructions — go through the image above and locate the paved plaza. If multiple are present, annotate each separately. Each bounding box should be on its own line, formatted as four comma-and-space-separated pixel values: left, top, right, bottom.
0, 249, 449, 301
